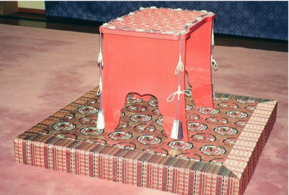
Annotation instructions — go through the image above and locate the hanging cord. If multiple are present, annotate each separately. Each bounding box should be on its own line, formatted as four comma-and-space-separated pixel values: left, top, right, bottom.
211, 57, 218, 71
167, 33, 192, 140
167, 34, 191, 104
167, 86, 191, 103
211, 23, 218, 71
175, 55, 184, 75
96, 29, 105, 130
97, 30, 103, 95
97, 30, 104, 110
211, 23, 217, 99
167, 34, 191, 119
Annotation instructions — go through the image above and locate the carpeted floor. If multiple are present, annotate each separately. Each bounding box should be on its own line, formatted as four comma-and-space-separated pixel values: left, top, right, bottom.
0, 24, 287, 195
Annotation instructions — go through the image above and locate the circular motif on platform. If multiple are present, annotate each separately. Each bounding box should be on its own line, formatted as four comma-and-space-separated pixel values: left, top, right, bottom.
245, 105, 257, 111
175, 153, 202, 161
236, 99, 256, 104
188, 122, 208, 131
80, 127, 104, 136
118, 121, 129, 129
186, 105, 193, 110
137, 135, 162, 145
127, 96, 143, 104
56, 133, 77, 140
156, 119, 163, 126
223, 137, 237, 147
78, 106, 98, 114
191, 133, 216, 143
113, 142, 136, 150
198, 108, 220, 115
161, 130, 168, 138
168, 141, 193, 151
187, 114, 200, 120
134, 124, 156, 133
109, 131, 133, 140
214, 126, 238, 136
130, 114, 152, 122
200, 145, 226, 156
147, 100, 158, 107
152, 109, 161, 116
205, 116, 229, 124
142, 147, 168, 156
79, 116, 96, 124
217, 102, 239, 109
126, 105, 147, 113
214, 97, 229, 101
85, 138, 107, 145
89, 99, 98, 104
63, 113, 75, 120
121, 112, 126, 118
226, 111, 248, 119
234, 120, 248, 128
209, 158, 225, 165
52, 122, 76, 131
39, 129, 49, 135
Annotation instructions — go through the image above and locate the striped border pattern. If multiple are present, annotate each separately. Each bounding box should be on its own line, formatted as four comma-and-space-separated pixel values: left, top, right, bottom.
14, 88, 277, 195
14, 132, 239, 194
224, 100, 277, 195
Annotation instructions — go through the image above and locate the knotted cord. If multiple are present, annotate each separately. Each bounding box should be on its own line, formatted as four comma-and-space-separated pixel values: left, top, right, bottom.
97, 30, 104, 110
211, 57, 218, 71
167, 87, 191, 102
174, 55, 184, 75
211, 22, 218, 71
167, 33, 187, 121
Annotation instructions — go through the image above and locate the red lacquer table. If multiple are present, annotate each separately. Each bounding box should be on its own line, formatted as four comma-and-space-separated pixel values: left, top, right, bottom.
100, 7, 216, 139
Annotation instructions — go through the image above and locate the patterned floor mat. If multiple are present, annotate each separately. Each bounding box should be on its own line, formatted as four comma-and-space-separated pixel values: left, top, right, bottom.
19, 87, 270, 164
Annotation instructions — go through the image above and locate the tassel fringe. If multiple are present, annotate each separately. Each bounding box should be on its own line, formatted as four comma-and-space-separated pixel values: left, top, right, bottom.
97, 110, 105, 129
170, 120, 184, 139
177, 121, 184, 139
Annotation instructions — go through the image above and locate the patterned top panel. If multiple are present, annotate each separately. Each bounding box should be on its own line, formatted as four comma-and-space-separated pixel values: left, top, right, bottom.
101, 7, 215, 35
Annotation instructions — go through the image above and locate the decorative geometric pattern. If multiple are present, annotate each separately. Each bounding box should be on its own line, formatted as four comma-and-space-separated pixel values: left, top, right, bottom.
101, 7, 214, 35
45, 1, 288, 40
15, 87, 260, 163
14, 86, 277, 195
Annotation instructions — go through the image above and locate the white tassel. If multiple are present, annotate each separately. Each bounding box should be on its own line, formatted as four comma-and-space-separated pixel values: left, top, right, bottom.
98, 48, 103, 65
97, 110, 105, 129
170, 120, 179, 139
170, 120, 184, 139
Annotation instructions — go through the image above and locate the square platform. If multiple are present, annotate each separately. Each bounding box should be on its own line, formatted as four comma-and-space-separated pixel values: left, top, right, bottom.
14, 87, 277, 195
